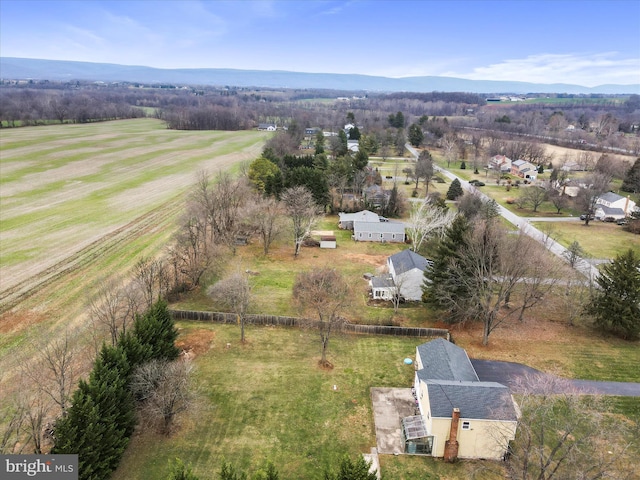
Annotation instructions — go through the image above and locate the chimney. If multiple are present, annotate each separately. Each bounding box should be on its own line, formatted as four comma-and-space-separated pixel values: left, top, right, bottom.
625, 195, 630, 215
444, 408, 460, 462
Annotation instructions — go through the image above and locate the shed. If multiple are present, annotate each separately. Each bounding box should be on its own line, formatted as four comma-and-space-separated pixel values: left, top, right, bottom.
320, 235, 337, 249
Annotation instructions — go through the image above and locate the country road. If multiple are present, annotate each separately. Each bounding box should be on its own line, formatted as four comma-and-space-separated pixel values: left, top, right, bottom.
404, 144, 600, 281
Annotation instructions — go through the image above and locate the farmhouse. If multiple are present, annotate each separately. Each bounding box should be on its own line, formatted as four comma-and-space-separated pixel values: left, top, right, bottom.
257, 123, 277, 131
594, 192, 637, 220
370, 249, 431, 301
406, 339, 519, 460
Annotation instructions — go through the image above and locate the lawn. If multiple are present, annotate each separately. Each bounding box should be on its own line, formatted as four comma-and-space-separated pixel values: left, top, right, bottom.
530, 220, 640, 259
114, 323, 422, 480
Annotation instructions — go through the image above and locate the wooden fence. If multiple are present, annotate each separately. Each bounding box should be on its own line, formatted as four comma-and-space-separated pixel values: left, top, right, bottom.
169, 309, 450, 341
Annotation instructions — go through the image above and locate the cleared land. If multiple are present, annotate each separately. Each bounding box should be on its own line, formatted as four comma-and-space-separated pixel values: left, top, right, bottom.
0, 119, 269, 385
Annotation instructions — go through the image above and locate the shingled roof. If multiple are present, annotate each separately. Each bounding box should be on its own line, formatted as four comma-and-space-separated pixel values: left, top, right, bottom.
416, 338, 478, 382
416, 338, 518, 421
389, 249, 432, 275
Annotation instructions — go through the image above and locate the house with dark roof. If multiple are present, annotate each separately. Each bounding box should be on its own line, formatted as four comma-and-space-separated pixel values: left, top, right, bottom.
510, 159, 538, 181
406, 339, 519, 460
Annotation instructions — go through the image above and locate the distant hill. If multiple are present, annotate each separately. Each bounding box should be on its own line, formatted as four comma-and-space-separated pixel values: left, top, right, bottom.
1, 57, 638, 95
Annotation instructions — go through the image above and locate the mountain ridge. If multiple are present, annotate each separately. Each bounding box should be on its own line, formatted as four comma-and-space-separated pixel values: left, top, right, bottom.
1, 57, 638, 95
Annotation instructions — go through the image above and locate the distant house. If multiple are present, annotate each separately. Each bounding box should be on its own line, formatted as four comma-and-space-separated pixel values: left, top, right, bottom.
305, 127, 321, 136
338, 210, 380, 230
406, 339, 519, 459
353, 220, 405, 243
347, 139, 359, 152
488, 155, 511, 172
560, 160, 583, 172
257, 123, 277, 131
363, 184, 390, 208
511, 159, 538, 181
594, 192, 637, 220
370, 249, 432, 301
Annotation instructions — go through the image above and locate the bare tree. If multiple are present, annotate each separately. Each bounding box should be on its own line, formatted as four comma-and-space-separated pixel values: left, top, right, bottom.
38, 333, 76, 417
133, 256, 170, 309
520, 185, 547, 212
575, 172, 611, 225
496, 376, 635, 480
88, 276, 134, 346
281, 186, 322, 257
412, 150, 434, 193
207, 270, 252, 343
131, 359, 194, 435
441, 221, 549, 345
292, 268, 349, 367
547, 189, 569, 214
0, 399, 27, 454
407, 201, 456, 253
248, 195, 284, 256
441, 132, 458, 168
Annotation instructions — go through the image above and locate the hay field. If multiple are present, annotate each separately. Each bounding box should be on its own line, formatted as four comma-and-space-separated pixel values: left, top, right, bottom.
0, 118, 269, 301
0, 119, 268, 385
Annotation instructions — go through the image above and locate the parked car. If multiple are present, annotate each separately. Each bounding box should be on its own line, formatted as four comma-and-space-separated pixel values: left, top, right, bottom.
579, 214, 593, 221
602, 216, 616, 223
469, 180, 485, 187
617, 218, 629, 225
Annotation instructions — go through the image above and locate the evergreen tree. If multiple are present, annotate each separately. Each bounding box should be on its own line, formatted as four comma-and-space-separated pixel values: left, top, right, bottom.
284, 166, 329, 206
407, 123, 424, 147
460, 161, 466, 170
324, 454, 377, 480
537, 164, 544, 174
621, 158, 640, 193
167, 458, 199, 480
353, 150, 369, 171
422, 214, 473, 323
133, 300, 180, 361
348, 125, 361, 140
446, 178, 464, 200
585, 248, 640, 340
52, 387, 117, 480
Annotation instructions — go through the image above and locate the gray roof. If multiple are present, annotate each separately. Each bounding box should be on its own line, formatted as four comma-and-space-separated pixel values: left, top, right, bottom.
596, 205, 626, 216
339, 210, 380, 223
354, 220, 405, 235
597, 191, 625, 203
426, 380, 518, 421
416, 338, 479, 382
389, 249, 431, 275
371, 275, 394, 289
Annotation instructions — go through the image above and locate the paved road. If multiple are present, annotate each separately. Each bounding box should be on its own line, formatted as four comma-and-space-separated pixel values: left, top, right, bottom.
471, 359, 640, 396
404, 144, 600, 281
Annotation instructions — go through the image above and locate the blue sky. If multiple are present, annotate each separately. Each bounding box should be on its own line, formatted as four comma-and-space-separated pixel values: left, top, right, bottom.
1, 0, 639, 87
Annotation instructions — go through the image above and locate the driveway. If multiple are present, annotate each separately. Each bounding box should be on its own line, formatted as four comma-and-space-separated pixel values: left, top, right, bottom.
471, 359, 640, 396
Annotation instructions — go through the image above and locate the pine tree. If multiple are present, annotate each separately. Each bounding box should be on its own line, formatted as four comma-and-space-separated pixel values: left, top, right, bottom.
585, 248, 640, 340
133, 300, 180, 361
621, 157, 640, 193
446, 178, 464, 200
324, 454, 377, 480
167, 458, 199, 480
422, 214, 473, 323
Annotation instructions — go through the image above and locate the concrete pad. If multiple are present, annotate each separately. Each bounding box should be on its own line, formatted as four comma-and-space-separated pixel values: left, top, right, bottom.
362, 447, 380, 480
370, 387, 416, 454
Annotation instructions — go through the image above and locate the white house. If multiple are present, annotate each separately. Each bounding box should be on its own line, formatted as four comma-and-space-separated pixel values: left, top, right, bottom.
338, 210, 380, 230
488, 155, 511, 172
370, 250, 432, 301
594, 192, 637, 220
406, 339, 519, 460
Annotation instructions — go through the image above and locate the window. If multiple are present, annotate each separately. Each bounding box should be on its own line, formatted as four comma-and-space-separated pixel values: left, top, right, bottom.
462, 421, 471, 430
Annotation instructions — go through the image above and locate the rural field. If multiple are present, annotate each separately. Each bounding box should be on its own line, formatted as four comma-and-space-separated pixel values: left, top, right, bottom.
0, 118, 269, 390
1, 120, 639, 479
